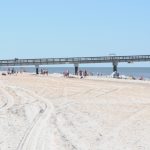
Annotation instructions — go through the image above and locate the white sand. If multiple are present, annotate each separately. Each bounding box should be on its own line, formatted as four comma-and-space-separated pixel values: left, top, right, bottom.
0, 73, 150, 150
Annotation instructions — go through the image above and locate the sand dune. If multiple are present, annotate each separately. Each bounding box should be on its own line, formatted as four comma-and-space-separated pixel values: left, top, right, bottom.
0, 74, 150, 150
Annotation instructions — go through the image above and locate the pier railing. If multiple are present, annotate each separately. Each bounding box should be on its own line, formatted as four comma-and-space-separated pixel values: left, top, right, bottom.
0, 55, 150, 66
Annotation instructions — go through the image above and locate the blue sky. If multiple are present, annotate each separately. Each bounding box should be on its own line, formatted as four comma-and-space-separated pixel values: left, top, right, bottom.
0, 0, 150, 67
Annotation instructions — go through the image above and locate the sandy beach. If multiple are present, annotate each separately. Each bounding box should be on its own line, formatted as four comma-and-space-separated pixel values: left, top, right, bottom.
0, 73, 150, 150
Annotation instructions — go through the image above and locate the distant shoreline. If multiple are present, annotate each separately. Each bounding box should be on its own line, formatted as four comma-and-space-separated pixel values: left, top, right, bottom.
1, 71, 150, 84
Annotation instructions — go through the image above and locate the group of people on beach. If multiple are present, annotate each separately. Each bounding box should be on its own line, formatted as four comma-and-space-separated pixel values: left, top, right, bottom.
1, 68, 21, 76
111, 71, 145, 80
7, 68, 19, 75
0, 67, 146, 81
63, 70, 69, 77
78, 70, 88, 78
40, 69, 48, 75
63, 69, 88, 79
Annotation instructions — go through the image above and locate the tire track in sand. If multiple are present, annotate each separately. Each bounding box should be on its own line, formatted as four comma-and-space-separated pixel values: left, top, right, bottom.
0, 87, 14, 111
15, 87, 54, 150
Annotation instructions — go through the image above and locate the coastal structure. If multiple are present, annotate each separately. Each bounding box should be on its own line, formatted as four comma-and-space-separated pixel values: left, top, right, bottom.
0, 55, 150, 74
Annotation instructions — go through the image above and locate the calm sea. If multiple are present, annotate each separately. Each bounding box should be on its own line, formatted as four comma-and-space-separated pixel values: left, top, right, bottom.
1, 67, 150, 79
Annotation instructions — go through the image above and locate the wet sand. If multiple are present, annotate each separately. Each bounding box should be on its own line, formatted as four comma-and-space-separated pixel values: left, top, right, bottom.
0, 74, 150, 150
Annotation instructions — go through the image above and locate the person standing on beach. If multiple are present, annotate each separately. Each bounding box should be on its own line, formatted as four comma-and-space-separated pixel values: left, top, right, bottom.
97, 72, 99, 77
46, 69, 48, 75
84, 70, 87, 77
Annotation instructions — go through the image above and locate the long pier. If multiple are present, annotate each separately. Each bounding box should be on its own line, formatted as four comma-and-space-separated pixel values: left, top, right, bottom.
0, 55, 150, 74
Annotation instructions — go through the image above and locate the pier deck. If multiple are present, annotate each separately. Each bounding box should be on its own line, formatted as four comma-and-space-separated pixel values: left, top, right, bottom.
0, 55, 150, 74
0, 55, 150, 66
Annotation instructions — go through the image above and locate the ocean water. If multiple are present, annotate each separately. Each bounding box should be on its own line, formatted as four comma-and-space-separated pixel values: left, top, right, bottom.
1, 67, 150, 79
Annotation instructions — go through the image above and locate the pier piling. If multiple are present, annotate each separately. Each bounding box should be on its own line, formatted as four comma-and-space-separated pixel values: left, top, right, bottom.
74, 64, 79, 75
112, 61, 118, 72
35, 65, 39, 74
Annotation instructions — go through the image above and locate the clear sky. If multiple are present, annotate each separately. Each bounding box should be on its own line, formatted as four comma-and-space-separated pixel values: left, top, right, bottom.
0, 0, 150, 67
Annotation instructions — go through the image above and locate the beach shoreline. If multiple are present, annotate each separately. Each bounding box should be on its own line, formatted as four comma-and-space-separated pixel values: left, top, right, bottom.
1, 71, 150, 82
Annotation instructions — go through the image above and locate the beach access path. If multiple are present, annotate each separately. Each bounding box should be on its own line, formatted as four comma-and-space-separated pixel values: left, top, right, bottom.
0, 73, 150, 150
